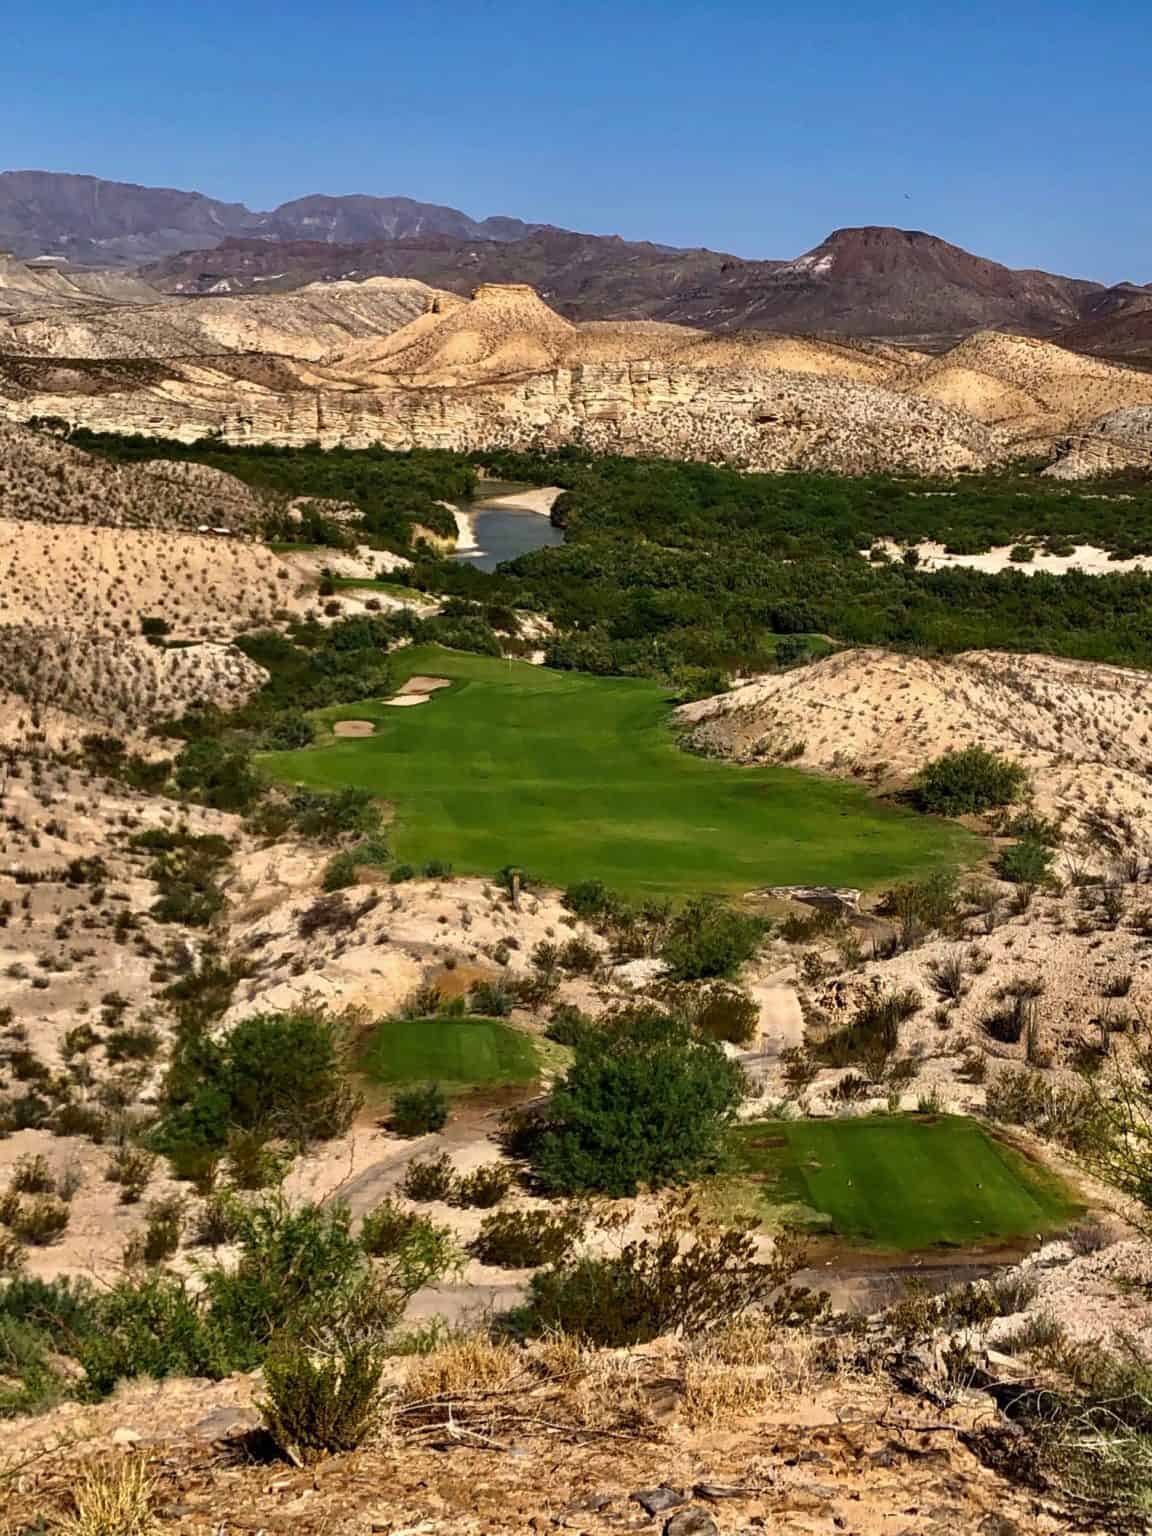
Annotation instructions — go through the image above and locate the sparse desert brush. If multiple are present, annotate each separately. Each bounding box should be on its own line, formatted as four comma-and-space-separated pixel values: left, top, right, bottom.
401, 1332, 526, 1402
54, 1456, 158, 1536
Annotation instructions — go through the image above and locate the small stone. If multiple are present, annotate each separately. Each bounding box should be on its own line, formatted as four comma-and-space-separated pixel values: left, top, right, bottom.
632, 1488, 687, 1516
664, 1511, 718, 1536
111, 1427, 141, 1445
693, 1484, 754, 1500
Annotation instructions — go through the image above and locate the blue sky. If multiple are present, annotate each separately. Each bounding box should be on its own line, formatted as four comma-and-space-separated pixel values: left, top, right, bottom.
4, 0, 1148, 282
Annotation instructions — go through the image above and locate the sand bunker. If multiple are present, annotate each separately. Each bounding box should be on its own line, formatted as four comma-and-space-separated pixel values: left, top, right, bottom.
332, 720, 376, 737
398, 676, 451, 694
384, 695, 429, 708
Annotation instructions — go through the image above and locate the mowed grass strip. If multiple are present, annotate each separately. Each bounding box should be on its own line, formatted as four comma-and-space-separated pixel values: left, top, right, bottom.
358, 1015, 540, 1095
729, 1115, 1080, 1251
261, 645, 977, 901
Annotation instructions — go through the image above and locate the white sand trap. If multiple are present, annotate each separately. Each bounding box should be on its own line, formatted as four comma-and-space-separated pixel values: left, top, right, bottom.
398, 675, 451, 695
332, 720, 376, 737
384, 694, 429, 707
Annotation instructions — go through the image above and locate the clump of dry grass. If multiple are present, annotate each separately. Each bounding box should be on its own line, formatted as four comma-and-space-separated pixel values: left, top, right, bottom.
400, 1333, 527, 1402
55, 1456, 156, 1536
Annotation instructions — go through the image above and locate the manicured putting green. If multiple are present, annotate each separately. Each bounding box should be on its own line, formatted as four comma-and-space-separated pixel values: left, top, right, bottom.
261, 644, 978, 901
728, 1115, 1080, 1251
358, 1015, 540, 1094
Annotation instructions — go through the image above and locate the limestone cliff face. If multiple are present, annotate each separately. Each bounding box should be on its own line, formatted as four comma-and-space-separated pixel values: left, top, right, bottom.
1, 359, 1006, 475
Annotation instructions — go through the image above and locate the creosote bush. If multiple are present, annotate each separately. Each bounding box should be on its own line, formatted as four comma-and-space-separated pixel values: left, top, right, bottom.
508, 1007, 744, 1197
390, 1082, 449, 1138
259, 1337, 389, 1464
915, 746, 1027, 816
468, 1207, 585, 1269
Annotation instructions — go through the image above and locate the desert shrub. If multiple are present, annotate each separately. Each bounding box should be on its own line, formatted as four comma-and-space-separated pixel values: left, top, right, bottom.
558, 936, 600, 975
9, 1154, 56, 1195
389, 863, 415, 884
660, 898, 765, 980
201, 1196, 400, 1370
11, 1196, 70, 1245
225, 1127, 289, 1190
401, 1152, 455, 1202
659, 980, 759, 1046
158, 1007, 358, 1172
450, 1163, 515, 1209
468, 1207, 584, 1268
468, 979, 514, 1017
545, 1004, 593, 1048
259, 1336, 388, 1463
562, 880, 616, 920
79, 1271, 231, 1398
926, 949, 970, 1003
985, 1068, 1109, 1153
813, 988, 920, 1077
522, 1008, 744, 1197
322, 838, 391, 891
915, 747, 1027, 816
777, 906, 843, 943
390, 1082, 449, 1138
358, 1199, 457, 1291
0, 1228, 24, 1276
105, 1025, 161, 1063
125, 1196, 184, 1267
880, 869, 960, 944
517, 1202, 822, 1346
996, 839, 1056, 886
104, 1144, 157, 1203
399, 984, 444, 1018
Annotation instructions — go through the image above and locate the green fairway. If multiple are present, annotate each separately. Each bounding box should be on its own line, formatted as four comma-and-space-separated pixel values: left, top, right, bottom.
727, 1116, 1080, 1251
358, 1015, 541, 1094
261, 645, 978, 901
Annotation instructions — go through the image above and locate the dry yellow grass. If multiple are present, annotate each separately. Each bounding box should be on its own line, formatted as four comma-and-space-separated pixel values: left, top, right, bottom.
54, 1457, 157, 1536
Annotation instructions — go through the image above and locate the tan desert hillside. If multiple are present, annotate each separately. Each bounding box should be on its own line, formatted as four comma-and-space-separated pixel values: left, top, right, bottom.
2, 269, 1151, 472
681, 646, 1152, 857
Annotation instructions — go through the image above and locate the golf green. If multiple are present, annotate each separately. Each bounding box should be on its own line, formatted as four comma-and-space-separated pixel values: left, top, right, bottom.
728, 1116, 1081, 1250
358, 1015, 540, 1094
261, 645, 978, 901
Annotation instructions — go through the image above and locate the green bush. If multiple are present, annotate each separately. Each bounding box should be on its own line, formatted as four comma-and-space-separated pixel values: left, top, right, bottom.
259, 1337, 388, 1463
660, 898, 766, 981
10, 1197, 70, 1246
915, 747, 1027, 816
468, 980, 513, 1017
390, 1083, 449, 1138
468, 1207, 584, 1268
523, 1008, 744, 1197
358, 1199, 457, 1292
79, 1272, 231, 1397
450, 1164, 515, 1209
400, 1152, 455, 1201
996, 839, 1056, 885
517, 1203, 822, 1346
562, 880, 615, 919
158, 1008, 359, 1172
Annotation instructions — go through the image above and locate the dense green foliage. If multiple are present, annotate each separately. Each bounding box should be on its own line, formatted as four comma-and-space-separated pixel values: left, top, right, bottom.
157, 1008, 358, 1176
70, 429, 474, 549
517, 1009, 745, 1197
726, 1116, 1080, 1248
421, 451, 1152, 675
915, 747, 1028, 815
264, 645, 976, 898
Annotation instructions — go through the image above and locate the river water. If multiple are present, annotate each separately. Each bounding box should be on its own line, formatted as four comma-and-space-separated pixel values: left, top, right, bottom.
451, 482, 564, 572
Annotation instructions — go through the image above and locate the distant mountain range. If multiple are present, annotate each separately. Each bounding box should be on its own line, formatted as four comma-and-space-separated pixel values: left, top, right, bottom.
2, 170, 1149, 354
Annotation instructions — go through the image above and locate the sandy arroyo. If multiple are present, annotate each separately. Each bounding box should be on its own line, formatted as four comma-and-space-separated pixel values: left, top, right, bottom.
871, 538, 1152, 577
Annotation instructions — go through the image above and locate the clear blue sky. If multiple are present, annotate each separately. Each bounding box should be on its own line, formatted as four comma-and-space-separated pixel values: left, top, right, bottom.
5, 0, 1148, 282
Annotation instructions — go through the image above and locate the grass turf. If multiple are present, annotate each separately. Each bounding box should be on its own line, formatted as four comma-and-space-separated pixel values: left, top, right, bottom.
260, 644, 979, 901
726, 1115, 1081, 1251
358, 1014, 540, 1095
